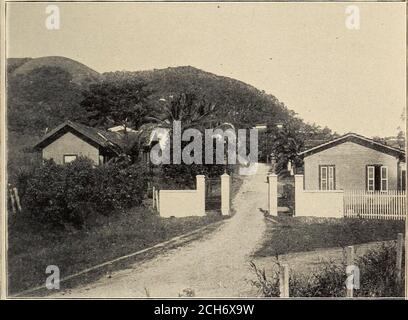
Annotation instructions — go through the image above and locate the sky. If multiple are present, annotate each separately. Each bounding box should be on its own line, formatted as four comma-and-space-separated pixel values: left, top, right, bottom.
6, 2, 406, 137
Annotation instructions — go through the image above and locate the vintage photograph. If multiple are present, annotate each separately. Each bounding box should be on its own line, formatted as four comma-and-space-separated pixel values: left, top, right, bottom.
1, 1, 406, 299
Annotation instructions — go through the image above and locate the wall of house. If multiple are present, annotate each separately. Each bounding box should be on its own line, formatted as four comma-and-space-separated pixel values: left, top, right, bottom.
304, 142, 399, 190
42, 132, 100, 165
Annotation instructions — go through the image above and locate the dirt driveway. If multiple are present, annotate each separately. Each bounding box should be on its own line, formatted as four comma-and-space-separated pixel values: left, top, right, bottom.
55, 163, 270, 298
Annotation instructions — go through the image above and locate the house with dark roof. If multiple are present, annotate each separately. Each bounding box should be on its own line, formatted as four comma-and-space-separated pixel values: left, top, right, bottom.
298, 133, 406, 191
33, 121, 145, 165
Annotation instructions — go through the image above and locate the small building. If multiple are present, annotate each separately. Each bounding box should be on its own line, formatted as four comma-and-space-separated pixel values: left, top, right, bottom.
33, 120, 139, 165
299, 133, 406, 191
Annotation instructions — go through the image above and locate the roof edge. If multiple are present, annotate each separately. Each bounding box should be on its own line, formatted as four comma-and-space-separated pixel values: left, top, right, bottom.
299, 133, 405, 159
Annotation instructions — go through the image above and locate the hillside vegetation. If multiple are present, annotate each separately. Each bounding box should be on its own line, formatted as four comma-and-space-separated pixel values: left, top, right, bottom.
7, 56, 336, 179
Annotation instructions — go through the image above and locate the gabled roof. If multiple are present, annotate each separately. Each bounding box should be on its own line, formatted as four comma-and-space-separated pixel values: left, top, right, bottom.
299, 132, 405, 160
33, 121, 136, 154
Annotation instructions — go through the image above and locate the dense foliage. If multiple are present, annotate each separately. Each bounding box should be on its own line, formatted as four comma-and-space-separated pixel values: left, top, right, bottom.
80, 78, 152, 129
7, 57, 340, 182
19, 158, 149, 228
251, 242, 405, 297
7, 66, 85, 135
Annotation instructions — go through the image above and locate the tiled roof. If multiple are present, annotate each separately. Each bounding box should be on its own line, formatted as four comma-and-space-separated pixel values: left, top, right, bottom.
299, 132, 405, 160
33, 120, 139, 153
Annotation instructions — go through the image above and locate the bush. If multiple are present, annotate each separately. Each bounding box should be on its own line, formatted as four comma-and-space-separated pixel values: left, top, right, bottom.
19, 157, 149, 228
251, 242, 405, 297
357, 243, 405, 297
157, 163, 233, 189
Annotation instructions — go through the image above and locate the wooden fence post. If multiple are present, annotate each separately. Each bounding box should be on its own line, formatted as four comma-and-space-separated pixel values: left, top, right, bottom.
346, 246, 355, 298
152, 186, 156, 209
396, 233, 404, 284
279, 264, 289, 298
9, 187, 16, 214
13, 187, 22, 212
155, 190, 160, 213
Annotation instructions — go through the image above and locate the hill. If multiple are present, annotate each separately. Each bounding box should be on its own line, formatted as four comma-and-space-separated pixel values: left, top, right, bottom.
7, 56, 101, 135
6, 56, 335, 180
10, 56, 100, 85
7, 56, 101, 179
103, 66, 292, 129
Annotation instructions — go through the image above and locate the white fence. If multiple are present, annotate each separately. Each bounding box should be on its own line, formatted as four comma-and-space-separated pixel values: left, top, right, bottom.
344, 190, 406, 220
294, 175, 406, 220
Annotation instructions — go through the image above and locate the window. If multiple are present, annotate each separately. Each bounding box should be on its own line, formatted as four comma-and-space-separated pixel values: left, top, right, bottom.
367, 165, 388, 191
380, 166, 388, 191
367, 166, 375, 191
63, 155, 78, 164
320, 165, 335, 190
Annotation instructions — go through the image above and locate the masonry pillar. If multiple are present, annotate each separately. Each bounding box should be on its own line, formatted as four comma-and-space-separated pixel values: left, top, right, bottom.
294, 174, 304, 216
268, 174, 278, 216
196, 175, 206, 215
221, 173, 231, 215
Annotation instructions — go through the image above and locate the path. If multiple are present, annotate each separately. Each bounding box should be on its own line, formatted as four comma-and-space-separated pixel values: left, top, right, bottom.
54, 163, 270, 298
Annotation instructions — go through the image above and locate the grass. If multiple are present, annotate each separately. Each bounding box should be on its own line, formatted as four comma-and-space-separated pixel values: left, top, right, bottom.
7, 207, 227, 295
7, 166, 245, 296
254, 216, 405, 257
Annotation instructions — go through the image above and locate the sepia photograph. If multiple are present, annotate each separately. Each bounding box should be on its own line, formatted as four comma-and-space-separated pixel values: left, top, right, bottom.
1, 1, 406, 301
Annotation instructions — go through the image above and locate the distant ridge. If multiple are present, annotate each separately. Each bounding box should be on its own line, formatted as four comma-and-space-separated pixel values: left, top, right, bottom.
10, 56, 101, 85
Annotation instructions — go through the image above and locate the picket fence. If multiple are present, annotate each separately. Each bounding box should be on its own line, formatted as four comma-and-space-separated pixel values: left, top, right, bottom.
344, 190, 406, 220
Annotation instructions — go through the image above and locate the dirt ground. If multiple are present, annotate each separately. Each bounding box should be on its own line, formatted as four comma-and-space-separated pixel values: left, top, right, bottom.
53, 163, 271, 298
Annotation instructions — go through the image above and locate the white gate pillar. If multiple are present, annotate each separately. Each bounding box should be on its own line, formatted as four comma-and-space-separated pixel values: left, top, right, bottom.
196, 175, 206, 215
294, 174, 304, 216
221, 173, 231, 215
268, 174, 278, 216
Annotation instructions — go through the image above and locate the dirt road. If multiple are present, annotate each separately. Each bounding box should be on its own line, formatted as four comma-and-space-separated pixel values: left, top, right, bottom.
55, 163, 270, 298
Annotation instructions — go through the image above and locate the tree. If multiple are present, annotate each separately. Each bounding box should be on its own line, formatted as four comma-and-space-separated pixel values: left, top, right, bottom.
144, 93, 229, 186
80, 78, 152, 129
262, 118, 337, 174
144, 92, 216, 131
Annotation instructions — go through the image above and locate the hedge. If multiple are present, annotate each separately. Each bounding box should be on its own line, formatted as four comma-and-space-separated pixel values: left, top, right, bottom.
18, 157, 149, 228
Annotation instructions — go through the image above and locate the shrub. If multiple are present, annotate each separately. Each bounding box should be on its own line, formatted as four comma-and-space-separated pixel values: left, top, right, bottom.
357, 243, 405, 297
19, 158, 149, 228
251, 242, 405, 297
157, 163, 233, 189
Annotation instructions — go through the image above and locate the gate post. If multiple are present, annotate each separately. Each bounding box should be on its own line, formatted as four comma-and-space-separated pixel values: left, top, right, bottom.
196, 175, 206, 215
221, 173, 231, 215
294, 175, 304, 217
268, 174, 278, 216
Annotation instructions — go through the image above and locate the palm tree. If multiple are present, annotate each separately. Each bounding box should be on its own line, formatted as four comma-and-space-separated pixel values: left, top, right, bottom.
143, 93, 216, 132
